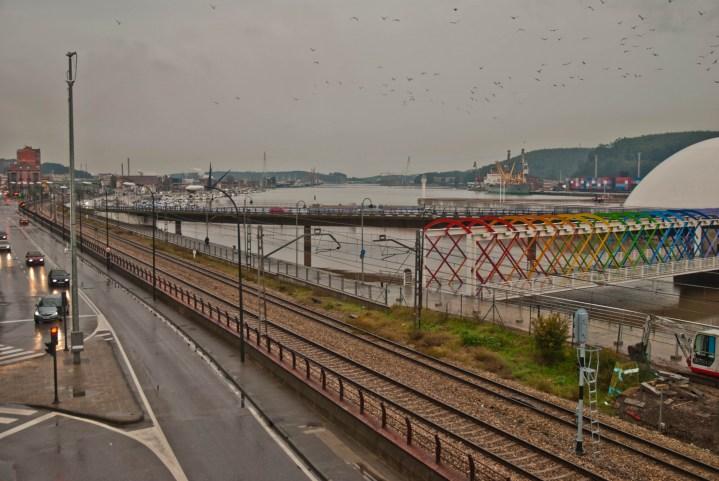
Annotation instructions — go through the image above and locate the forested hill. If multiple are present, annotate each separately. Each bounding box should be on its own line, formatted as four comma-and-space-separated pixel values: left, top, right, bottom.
574, 131, 719, 178
409, 130, 719, 185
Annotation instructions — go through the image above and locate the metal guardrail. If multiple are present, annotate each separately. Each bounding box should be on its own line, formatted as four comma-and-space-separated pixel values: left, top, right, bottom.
24, 207, 506, 481
100, 203, 630, 219
91, 215, 390, 307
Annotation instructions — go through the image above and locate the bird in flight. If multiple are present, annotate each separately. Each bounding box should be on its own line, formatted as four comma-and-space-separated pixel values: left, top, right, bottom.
510, 16, 519, 20
350, 16, 359, 21
234, 96, 240, 100
115, 19, 122, 25
209, 4, 216, 10
381, 16, 388, 21
698, 10, 704, 16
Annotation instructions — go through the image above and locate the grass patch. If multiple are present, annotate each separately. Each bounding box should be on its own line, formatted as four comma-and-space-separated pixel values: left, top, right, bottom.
95, 217, 630, 404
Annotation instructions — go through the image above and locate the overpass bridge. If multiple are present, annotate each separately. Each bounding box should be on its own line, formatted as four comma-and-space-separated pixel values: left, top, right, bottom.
422, 209, 719, 297
101, 203, 626, 230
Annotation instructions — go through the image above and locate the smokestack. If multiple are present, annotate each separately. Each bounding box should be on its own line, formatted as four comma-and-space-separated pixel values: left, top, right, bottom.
127, 158, 130, 176
121, 163, 124, 177
594, 154, 598, 178
506, 149, 511, 163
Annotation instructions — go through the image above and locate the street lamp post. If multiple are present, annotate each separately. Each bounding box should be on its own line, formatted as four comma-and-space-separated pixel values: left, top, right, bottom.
243, 195, 253, 267
150, 190, 156, 300
360, 197, 373, 282
295, 200, 306, 276
66, 50, 82, 365
60, 186, 67, 242
187, 184, 245, 362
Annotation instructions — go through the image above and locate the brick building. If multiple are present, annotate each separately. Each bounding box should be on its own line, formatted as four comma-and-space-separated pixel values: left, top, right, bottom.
7, 146, 41, 188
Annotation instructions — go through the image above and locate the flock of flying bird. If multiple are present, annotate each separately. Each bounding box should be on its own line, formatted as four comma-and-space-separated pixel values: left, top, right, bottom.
114, 2, 719, 118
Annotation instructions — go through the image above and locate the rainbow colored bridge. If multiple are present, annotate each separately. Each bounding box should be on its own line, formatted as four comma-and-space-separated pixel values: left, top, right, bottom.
423, 209, 719, 296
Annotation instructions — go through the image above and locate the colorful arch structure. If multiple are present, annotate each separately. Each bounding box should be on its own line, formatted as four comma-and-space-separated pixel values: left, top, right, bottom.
423, 210, 719, 296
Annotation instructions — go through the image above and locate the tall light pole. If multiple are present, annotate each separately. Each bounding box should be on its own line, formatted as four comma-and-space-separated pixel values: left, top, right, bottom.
187, 184, 245, 362
104, 187, 110, 268
151, 190, 156, 300
360, 197, 373, 282
66, 51, 83, 364
243, 194, 253, 266
60, 186, 67, 242
295, 200, 306, 276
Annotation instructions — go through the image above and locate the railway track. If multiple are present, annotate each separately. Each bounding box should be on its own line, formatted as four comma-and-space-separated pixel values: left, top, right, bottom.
93, 225, 718, 481
28, 209, 719, 481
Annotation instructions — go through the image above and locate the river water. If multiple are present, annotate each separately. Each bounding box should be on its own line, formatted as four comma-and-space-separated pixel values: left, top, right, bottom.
153, 184, 717, 326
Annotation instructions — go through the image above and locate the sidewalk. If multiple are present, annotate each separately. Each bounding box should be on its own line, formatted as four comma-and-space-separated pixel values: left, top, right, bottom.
0, 336, 143, 425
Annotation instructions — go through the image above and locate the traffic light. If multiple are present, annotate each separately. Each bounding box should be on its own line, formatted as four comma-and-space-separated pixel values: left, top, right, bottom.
45, 326, 59, 356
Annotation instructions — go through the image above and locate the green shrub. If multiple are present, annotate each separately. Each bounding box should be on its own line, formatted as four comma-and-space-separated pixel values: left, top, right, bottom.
533, 313, 569, 363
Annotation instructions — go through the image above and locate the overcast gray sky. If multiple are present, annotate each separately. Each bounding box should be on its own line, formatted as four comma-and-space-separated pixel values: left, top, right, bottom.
1, 0, 717, 176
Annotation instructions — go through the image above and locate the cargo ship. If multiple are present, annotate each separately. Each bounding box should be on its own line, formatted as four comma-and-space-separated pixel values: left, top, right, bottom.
483, 149, 531, 195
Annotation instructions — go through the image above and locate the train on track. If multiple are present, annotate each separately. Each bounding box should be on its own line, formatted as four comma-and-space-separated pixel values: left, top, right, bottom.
687, 329, 719, 380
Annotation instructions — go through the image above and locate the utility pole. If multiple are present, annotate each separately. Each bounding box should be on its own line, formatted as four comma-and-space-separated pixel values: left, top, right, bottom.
414, 229, 424, 330
66, 51, 83, 364
637, 152, 641, 179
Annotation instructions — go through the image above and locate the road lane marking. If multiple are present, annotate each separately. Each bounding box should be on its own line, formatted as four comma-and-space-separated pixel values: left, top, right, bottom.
0, 352, 44, 366
0, 314, 95, 325
0, 412, 55, 441
0, 348, 23, 356
0, 407, 36, 416
0, 417, 16, 424
77, 288, 189, 481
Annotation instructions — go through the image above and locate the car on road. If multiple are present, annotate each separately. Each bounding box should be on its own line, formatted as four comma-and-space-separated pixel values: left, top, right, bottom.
0, 231, 7, 240
34, 295, 65, 323
19, 218, 29, 226
269, 207, 287, 214
48, 269, 70, 288
0, 240, 10, 253
25, 251, 45, 266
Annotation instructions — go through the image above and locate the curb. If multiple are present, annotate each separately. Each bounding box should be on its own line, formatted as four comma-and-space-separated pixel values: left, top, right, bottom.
26, 403, 144, 426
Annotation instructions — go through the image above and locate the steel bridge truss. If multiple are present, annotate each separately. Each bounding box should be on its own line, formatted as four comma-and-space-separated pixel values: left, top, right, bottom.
423, 210, 719, 296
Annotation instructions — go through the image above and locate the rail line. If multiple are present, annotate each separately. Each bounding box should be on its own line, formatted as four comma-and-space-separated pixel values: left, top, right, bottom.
27, 208, 719, 481
95, 224, 718, 481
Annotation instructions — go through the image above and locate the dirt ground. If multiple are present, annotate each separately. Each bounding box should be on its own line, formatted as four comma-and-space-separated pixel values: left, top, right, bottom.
617, 375, 719, 453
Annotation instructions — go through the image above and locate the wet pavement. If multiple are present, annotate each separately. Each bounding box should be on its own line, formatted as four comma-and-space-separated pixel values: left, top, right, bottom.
2, 205, 408, 481
0, 411, 175, 481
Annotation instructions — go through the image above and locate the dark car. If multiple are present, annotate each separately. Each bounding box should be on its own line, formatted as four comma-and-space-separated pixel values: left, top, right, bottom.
0, 240, 10, 253
34, 295, 64, 323
48, 269, 70, 288
25, 251, 45, 266
19, 218, 29, 226
0, 231, 7, 240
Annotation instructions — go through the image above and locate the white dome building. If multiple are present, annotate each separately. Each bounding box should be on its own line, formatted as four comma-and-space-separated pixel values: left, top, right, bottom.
624, 137, 719, 209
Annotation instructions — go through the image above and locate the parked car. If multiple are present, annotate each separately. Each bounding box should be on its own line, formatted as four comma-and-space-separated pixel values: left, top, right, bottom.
25, 251, 45, 266
34, 295, 64, 323
19, 218, 29, 226
0, 231, 7, 240
48, 269, 70, 288
0, 240, 10, 253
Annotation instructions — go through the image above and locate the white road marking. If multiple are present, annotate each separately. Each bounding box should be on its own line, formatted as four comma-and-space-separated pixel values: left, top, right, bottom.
77, 289, 189, 481
0, 412, 55, 441
0, 352, 44, 366
122, 289, 321, 481
0, 417, 17, 424
0, 315, 95, 325
0, 407, 37, 416
19, 225, 189, 481
0, 348, 23, 357
0, 346, 15, 351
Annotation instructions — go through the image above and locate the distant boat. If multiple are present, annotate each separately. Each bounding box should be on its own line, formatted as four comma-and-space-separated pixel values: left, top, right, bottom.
482, 148, 531, 195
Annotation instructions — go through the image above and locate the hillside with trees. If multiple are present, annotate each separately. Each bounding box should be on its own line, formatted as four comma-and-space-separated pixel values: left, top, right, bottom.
574, 131, 719, 178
